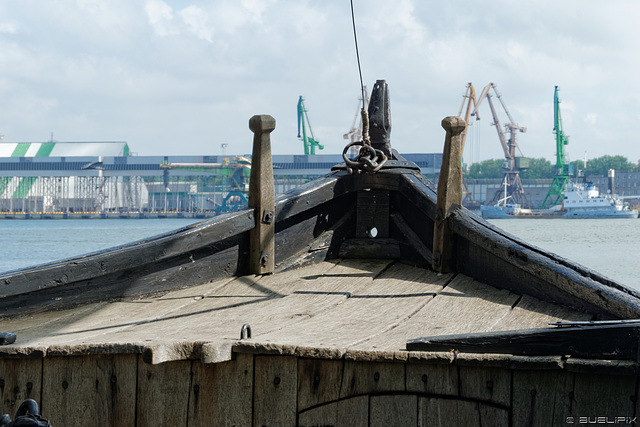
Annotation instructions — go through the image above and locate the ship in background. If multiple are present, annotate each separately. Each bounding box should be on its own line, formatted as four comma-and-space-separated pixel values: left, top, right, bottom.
464, 85, 639, 218
481, 179, 639, 219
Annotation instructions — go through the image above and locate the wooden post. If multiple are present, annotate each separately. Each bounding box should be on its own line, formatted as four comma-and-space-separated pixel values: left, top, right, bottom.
432, 116, 466, 273
248, 115, 276, 274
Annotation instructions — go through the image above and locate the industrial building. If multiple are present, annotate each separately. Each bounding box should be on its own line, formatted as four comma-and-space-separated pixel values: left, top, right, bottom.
0, 141, 442, 219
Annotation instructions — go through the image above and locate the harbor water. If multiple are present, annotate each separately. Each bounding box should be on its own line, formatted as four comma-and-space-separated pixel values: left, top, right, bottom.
488, 218, 639, 291
0, 217, 638, 291
0, 219, 201, 274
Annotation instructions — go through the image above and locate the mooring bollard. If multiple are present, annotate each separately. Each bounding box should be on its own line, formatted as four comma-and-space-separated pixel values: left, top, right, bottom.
432, 116, 466, 273
248, 115, 276, 275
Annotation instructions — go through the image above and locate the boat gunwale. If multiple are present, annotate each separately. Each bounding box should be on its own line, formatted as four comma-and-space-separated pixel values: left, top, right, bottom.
1, 161, 639, 322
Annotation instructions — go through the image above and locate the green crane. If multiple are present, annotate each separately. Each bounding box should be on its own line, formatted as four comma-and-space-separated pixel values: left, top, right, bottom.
297, 96, 324, 155
541, 86, 573, 208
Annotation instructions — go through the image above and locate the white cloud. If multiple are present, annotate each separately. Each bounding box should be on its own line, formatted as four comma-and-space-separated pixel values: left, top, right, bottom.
0, 22, 18, 34
179, 5, 213, 43
0, 0, 638, 163
145, 0, 178, 37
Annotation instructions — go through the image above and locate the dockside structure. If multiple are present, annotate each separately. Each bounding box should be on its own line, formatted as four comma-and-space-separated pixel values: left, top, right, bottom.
0, 146, 442, 217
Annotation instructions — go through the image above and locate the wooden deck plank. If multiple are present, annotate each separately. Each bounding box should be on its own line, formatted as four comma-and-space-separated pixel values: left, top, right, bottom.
361, 274, 521, 351
490, 294, 593, 332
0, 303, 104, 335
252, 263, 450, 349
2, 277, 236, 349
71, 259, 392, 350
0, 260, 596, 364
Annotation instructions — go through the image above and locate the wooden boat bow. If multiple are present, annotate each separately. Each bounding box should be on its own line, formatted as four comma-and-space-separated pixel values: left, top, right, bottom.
1, 80, 640, 425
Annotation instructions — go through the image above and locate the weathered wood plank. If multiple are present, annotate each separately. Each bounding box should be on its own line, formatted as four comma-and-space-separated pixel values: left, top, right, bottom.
450, 208, 640, 318
458, 366, 511, 407
418, 397, 508, 427
298, 401, 339, 427
406, 363, 458, 396
0, 240, 246, 318
356, 189, 390, 239
370, 394, 417, 427
298, 395, 369, 427
188, 353, 253, 427
0, 358, 42, 420
42, 354, 136, 427
571, 371, 636, 421
105, 259, 391, 362
136, 358, 191, 427
253, 355, 297, 427
0, 303, 104, 352
2, 277, 235, 352
339, 361, 404, 399
248, 114, 276, 275
274, 196, 355, 271
297, 358, 343, 411
255, 262, 449, 350
4, 260, 397, 363
512, 370, 574, 427
367, 274, 519, 351
390, 212, 432, 266
491, 294, 593, 331
408, 323, 640, 360
337, 395, 369, 426
0, 209, 254, 301
432, 116, 465, 273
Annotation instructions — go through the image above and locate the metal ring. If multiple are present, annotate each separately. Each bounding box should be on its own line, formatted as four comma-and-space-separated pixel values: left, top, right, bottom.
240, 323, 252, 340
342, 141, 388, 174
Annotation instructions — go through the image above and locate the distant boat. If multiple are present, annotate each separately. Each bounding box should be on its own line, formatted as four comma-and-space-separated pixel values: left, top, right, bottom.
562, 181, 638, 218
481, 181, 638, 219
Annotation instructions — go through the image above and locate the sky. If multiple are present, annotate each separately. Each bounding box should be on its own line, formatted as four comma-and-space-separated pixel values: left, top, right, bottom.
1, 0, 639, 166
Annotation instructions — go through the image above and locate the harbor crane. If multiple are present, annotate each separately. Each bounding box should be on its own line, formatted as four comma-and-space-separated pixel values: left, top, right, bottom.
541, 86, 572, 207
344, 86, 370, 142
297, 96, 324, 155
343, 86, 370, 156
457, 83, 479, 205
472, 83, 530, 207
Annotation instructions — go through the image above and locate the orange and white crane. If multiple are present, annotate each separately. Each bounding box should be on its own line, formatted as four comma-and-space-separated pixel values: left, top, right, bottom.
472, 83, 530, 207
457, 83, 479, 205
343, 86, 370, 156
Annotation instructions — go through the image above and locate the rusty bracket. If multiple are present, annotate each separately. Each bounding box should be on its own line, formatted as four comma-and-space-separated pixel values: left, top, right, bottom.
262, 209, 274, 224
259, 251, 270, 267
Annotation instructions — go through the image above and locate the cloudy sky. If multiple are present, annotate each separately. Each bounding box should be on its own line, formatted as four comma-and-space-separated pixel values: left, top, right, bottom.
1, 0, 639, 166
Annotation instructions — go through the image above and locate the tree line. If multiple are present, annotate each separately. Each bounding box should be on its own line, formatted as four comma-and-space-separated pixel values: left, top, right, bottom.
465, 155, 639, 179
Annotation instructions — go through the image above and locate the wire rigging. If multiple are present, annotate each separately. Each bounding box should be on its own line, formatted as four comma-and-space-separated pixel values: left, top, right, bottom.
350, 0, 366, 106
342, 0, 387, 173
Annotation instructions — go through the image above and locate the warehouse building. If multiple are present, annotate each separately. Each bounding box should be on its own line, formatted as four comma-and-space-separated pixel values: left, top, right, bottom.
0, 141, 442, 218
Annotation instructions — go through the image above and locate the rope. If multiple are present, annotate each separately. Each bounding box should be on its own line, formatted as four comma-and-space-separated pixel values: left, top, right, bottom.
344, 1, 386, 174
350, 0, 366, 110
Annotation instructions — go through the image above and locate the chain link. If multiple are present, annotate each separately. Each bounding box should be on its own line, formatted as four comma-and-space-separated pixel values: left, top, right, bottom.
342, 142, 387, 174
341, 108, 387, 174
